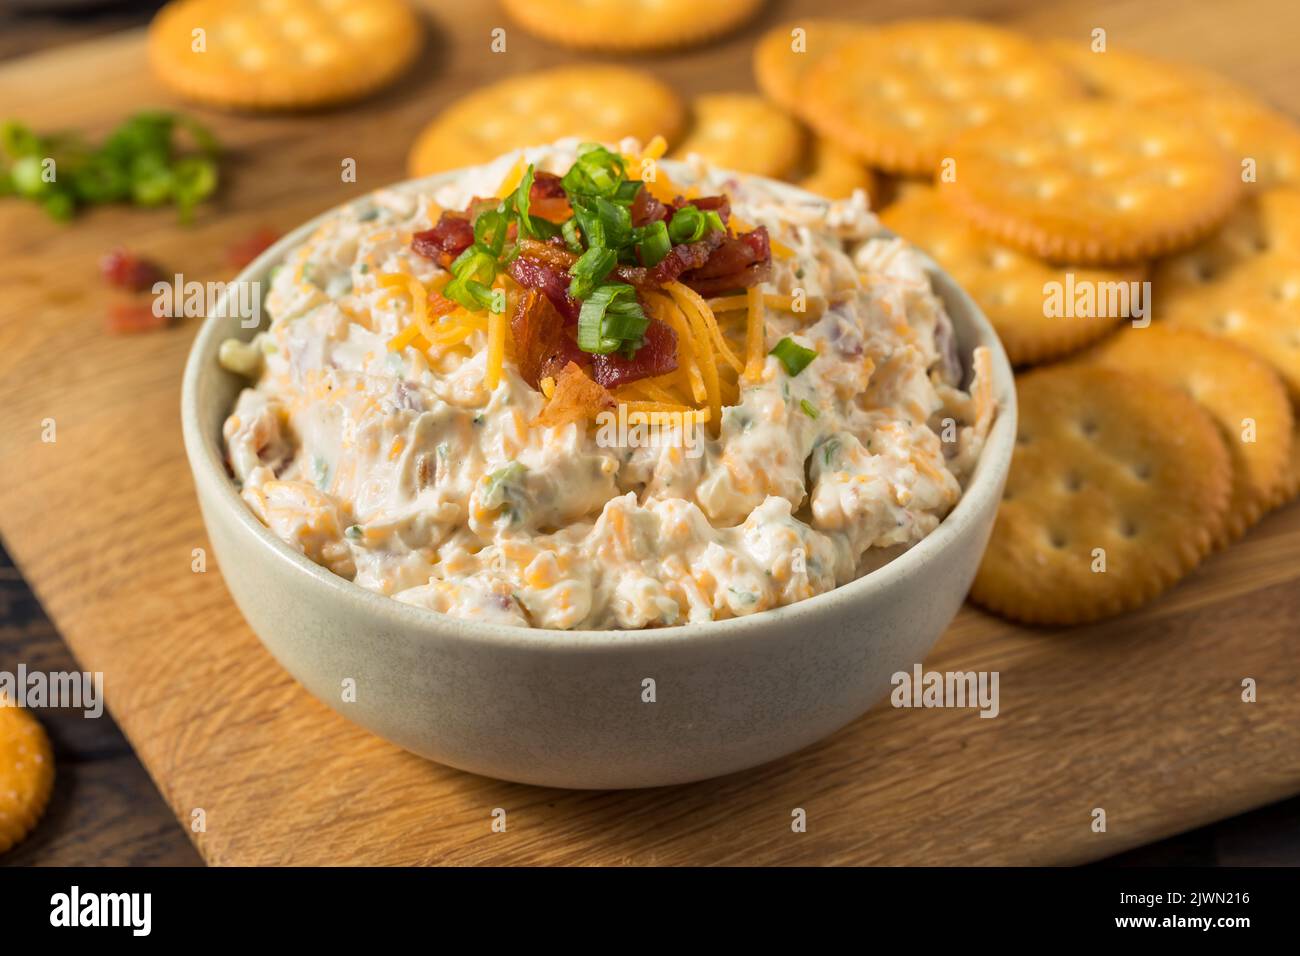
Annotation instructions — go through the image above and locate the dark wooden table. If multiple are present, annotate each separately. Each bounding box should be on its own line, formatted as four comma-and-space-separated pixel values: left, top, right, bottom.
1, 1, 1296, 868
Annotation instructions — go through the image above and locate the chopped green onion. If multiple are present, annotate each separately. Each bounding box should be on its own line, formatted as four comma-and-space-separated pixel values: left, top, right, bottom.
445, 248, 498, 311
577, 283, 648, 354
170, 155, 217, 223
770, 337, 817, 376
512, 163, 537, 238
568, 245, 617, 300
561, 217, 583, 253
561, 143, 626, 198
130, 152, 174, 206
799, 399, 819, 419
0, 121, 41, 158
473, 205, 510, 255
704, 210, 726, 234
593, 197, 632, 249
636, 219, 671, 266
0, 111, 219, 223
9, 156, 46, 198
569, 199, 604, 249
612, 179, 643, 204
667, 205, 704, 244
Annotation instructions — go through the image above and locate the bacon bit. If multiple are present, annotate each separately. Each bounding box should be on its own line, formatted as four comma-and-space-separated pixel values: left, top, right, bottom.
511, 289, 586, 389
631, 186, 668, 226
670, 194, 731, 225
100, 248, 164, 292
530, 171, 566, 200
507, 251, 581, 323
106, 301, 170, 334
226, 228, 281, 270
590, 318, 678, 388
530, 196, 573, 222
428, 289, 460, 319
681, 226, 771, 296
411, 211, 473, 267
650, 230, 724, 284
533, 362, 615, 429
516, 238, 577, 270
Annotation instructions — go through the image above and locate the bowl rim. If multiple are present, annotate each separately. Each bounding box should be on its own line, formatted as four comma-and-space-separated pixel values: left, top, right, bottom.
181, 158, 1017, 652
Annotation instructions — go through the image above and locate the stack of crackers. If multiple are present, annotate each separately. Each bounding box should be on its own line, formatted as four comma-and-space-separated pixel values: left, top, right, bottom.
755, 17, 1299, 625
147, 1, 1297, 628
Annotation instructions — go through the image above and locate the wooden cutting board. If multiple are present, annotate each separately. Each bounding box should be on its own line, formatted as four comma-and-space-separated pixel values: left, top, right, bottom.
1, 0, 1298, 866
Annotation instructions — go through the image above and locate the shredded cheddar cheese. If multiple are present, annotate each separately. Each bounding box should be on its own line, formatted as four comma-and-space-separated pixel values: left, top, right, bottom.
666, 282, 743, 374
743, 285, 766, 382
495, 156, 529, 198
486, 309, 505, 389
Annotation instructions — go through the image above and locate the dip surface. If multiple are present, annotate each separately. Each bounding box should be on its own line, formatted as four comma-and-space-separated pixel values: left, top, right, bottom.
222, 142, 995, 629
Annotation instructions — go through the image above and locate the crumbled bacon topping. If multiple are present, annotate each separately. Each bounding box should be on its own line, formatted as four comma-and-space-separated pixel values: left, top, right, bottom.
680, 226, 771, 296
100, 248, 164, 292
411, 211, 474, 267
510, 289, 585, 388
630, 186, 668, 226
507, 240, 588, 318
590, 318, 678, 388
650, 231, 725, 285
533, 362, 615, 429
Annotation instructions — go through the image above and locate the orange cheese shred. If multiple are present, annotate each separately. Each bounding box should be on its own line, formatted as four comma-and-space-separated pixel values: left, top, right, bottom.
743, 284, 766, 382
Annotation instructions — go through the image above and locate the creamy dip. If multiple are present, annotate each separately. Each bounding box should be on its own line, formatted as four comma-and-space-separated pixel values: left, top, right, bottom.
221, 140, 994, 630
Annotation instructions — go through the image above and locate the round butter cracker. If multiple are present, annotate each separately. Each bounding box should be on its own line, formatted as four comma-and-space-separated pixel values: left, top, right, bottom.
0, 702, 55, 856
940, 101, 1240, 264
408, 66, 685, 177
500, 0, 760, 52
796, 137, 880, 203
1086, 326, 1294, 544
882, 186, 1143, 365
671, 94, 805, 179
800, 19, 1083, 176
148, 0, 422, 110
1047, 40, 1246, 102
753, 19, 871, 113
1150, 90, 1300, 190
1154, 188, 1300, 402
971, 365, 1232, 626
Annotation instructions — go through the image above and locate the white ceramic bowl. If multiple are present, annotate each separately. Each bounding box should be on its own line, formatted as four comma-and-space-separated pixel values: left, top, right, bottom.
181, 166, 1017, 789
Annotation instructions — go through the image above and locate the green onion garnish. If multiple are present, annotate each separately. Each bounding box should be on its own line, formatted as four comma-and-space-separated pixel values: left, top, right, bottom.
512, 163, 537, 238
800, 399, 819, 419
0, 112, 219, 223
473, 205, 511, 255
561, 143, 627, 198
770, 337, 817, 376
561, 217, 583, 253
667, 205, 704, 244
568, 245, 617, 300
445, 248, 499, 311
577, 283, 649, 354
636, 219, 671, 266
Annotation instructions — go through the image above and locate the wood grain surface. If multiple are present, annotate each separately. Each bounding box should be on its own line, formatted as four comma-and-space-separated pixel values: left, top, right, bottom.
0, 0, 1297, 866
0, 543, 202, 866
